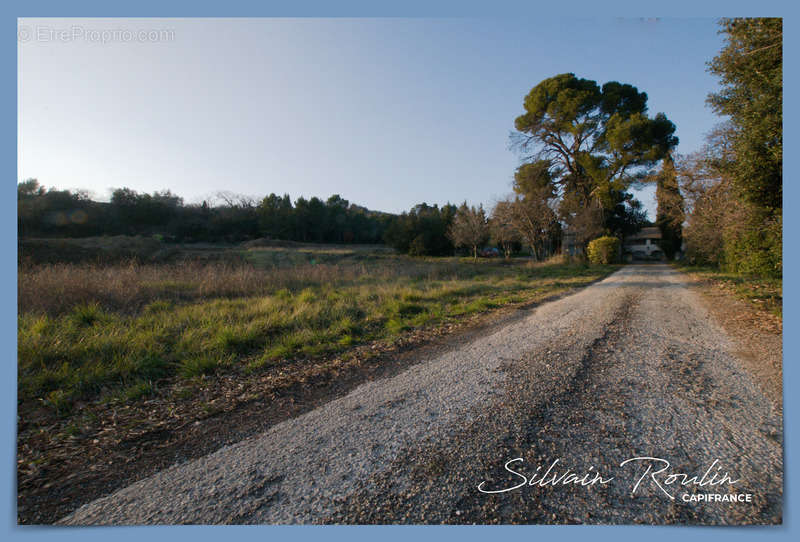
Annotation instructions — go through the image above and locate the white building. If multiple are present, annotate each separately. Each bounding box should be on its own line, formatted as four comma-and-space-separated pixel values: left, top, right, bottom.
623, 226, 663, 261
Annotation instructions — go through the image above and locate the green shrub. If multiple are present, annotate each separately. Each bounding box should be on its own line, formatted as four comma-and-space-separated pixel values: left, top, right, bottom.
587, 236, 620, 264
722, 213, 782, 278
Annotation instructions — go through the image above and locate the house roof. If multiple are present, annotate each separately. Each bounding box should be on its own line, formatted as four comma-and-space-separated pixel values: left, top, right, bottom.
624, 227, 661, 242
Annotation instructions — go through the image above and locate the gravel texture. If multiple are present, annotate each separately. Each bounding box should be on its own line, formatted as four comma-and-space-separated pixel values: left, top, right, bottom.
60, 264, 782, 525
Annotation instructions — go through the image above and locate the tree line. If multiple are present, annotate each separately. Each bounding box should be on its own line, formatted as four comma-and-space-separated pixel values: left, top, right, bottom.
18, 19, 780, 273
16, 72, 681, 261
645, 18, 782, 277
15, 63, 685, 262
17, 182, 393, 244
387, 71, 680, 260
677, 18, 782, 278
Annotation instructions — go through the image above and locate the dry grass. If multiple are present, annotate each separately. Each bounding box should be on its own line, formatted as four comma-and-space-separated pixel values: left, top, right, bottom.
20, 261, 345, 315
18, 259, 462, 316
18, 247, 618, 416
16, 246, 618, 527
672, 263, 782, 318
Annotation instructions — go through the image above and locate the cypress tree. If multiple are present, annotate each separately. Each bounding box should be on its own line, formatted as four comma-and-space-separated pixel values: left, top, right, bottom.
655, 154, 685, 260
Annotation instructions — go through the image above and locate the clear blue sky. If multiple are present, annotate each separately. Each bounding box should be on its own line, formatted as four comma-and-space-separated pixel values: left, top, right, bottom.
18, 17, 725, 219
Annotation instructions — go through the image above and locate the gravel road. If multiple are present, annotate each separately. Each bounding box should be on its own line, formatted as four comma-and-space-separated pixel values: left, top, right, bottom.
60, 264, 782, 525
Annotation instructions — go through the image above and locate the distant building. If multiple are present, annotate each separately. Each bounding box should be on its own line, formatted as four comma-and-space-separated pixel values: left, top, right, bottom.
561, 227, 581, 257
623, 226, 663, 261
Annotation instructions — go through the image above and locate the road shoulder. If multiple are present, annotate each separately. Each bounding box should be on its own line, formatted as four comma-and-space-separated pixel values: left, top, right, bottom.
675, 268, 782, 412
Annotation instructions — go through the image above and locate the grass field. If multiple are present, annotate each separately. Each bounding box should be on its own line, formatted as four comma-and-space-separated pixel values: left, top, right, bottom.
18, 242, 618, 418
18, 240, 623, 524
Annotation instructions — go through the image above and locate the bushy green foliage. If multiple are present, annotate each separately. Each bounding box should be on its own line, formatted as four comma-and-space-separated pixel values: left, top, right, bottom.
700, 18, 782, 278
682, 151, 781, 278
383, 203, 457, 256
587, 236, 620, 264
707, 18, 782, 213
18, 181, 392, 245
721, 209, 782, 276
258, 193, 391, 244
513, 73, 677, 238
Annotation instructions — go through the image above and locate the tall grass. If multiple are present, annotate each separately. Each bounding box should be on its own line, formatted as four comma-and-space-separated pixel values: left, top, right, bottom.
19, 259, 474, 316
18, 254, 615, 414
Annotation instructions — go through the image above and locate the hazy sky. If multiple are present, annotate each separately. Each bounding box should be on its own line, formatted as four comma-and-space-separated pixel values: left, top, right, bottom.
18, 18, 725, 218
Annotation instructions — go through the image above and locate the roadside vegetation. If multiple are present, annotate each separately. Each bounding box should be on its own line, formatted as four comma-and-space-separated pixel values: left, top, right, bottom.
17, 238, 618, 524
671, 263, 782, 318
18, 242, 617, 419
678, 18, 782, 279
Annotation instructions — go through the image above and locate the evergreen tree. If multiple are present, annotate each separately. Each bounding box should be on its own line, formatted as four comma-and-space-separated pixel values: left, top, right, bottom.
655, 154, 685, 260
513, 73, 678, 223
707, 18, 782, 212
706, 18, 782, 276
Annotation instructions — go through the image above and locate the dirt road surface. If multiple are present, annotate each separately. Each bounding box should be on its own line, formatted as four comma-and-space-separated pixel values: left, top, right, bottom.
60, 264, 782, 525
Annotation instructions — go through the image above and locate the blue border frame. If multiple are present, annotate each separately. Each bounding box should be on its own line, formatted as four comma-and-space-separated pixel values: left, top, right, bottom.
3, 1, 796, 540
